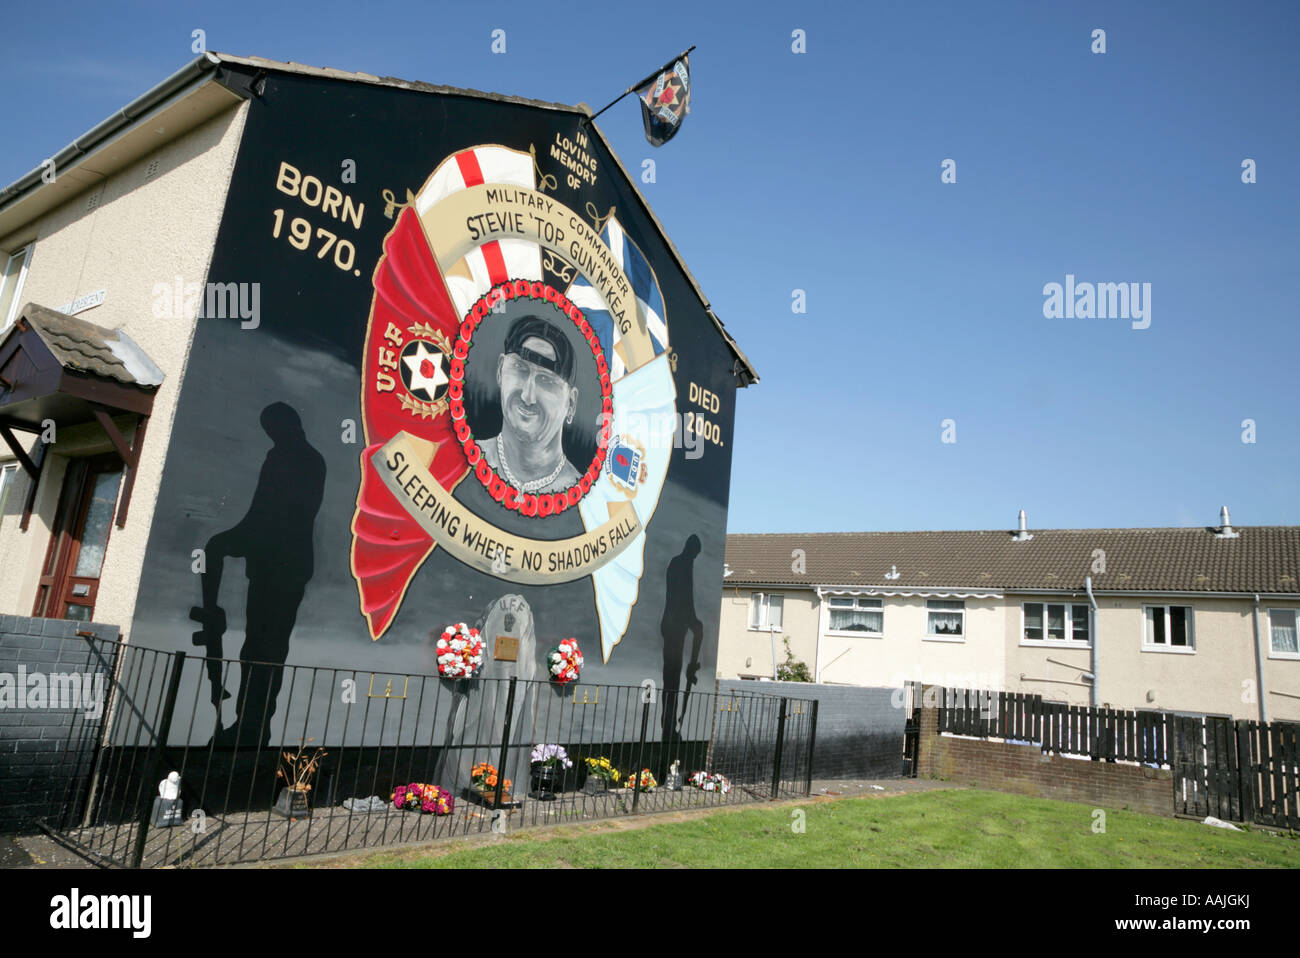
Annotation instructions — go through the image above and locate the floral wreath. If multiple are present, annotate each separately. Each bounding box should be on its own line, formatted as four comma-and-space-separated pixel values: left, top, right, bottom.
548, 638, 583, 684
436, 622, 484, 680
688, 771, 731, 794
392, 782, 455, 815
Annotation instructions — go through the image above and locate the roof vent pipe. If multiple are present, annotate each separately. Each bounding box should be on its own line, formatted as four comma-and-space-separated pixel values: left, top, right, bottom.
1013, 509, 1033, 542
1216, 505, 1239, 539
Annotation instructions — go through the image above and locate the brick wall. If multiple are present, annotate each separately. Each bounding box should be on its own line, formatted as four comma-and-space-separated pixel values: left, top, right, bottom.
0, 616, 120, 834
716, 680, 905, 780
916, 693, 1173, 816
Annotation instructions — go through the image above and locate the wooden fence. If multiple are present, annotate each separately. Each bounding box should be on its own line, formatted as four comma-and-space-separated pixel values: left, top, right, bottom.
930, 686, 1299, 830
934, 687, 1171, 765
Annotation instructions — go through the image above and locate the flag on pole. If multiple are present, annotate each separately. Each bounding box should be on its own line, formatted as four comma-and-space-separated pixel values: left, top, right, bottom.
635, 55, 691, 147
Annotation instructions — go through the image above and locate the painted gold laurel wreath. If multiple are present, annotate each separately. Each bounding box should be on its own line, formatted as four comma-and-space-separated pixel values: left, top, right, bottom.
398, 323, 453, 419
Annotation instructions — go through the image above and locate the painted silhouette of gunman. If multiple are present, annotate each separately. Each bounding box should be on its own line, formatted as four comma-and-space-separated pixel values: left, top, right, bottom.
660, 535, 704, 743
191, 403, 325, 746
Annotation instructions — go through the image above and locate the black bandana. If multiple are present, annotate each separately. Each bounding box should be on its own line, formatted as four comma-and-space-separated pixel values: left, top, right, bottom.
503, 314, 575, 383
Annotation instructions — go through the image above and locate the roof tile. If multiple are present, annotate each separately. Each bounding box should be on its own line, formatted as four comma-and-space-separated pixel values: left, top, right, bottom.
724, 527, 1300, 594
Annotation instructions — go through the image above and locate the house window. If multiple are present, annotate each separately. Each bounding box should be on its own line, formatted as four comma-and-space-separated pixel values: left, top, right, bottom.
32, 455, 123, 621
748, 593, 783, 631
1022, 602, 1090, 644
926, 599, 964, 638
0, 245, 33, 330
827, 596, 883, 634
0, 461, 18, 517
1269, 610, 1299, 656
1144, 605, 1194, 650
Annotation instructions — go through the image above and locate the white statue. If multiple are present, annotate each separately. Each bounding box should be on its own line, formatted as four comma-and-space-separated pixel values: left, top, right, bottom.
159, 771, 180, 801
665, 759, 683, 791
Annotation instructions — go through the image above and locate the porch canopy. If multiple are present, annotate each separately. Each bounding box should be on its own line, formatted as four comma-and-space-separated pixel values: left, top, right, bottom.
0, 302, 163, 529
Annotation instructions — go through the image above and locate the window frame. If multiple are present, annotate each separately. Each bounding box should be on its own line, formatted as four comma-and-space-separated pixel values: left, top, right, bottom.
825, 595, 885, 637
0, 244, 34, 331
0, 461, 18, 519
1142, 604, 1196, 653
747, 592, 784, 632
1267, 608, 1300, 660
1020, 601, 1092, 648
924, 599, 966, 642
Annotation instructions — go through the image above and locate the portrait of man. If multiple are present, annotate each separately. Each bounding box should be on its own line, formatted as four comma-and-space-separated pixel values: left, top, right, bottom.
479, 314, 582, 494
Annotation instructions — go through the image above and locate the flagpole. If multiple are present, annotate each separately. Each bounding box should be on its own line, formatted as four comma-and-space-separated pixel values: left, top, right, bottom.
582, 45, 695, 127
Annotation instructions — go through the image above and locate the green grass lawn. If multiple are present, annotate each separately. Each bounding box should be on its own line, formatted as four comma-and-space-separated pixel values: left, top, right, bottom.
338, 788, 1299, 869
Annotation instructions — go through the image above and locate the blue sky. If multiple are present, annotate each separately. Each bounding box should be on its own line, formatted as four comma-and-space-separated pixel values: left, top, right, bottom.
3, 1, 1297, 534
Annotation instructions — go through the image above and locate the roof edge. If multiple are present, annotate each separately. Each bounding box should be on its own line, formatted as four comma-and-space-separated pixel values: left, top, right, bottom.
727, 526, 1299, 536
0, 53, 224, 220
582, 117, 758, 386
208, 52, 592, 114
1, 51, 757, 381
722, 579, 1300, 599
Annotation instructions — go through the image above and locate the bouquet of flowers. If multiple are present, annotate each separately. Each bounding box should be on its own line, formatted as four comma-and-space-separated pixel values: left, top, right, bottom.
583, 756, 620, 783
622, 768, 657, 792
530, 744, 573, 768
392, 782, 455, 815
437, 623, 484, 680
470, 762, 511, 793
548, 638, 583, 684
687, 771, 732, 794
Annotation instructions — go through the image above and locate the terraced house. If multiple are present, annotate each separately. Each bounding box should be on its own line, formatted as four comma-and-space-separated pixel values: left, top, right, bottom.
719, 510, 1300, 722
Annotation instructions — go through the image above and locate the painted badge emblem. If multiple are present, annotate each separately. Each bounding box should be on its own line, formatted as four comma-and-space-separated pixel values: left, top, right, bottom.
396, 325, 452, 418
604, 435, 647, 498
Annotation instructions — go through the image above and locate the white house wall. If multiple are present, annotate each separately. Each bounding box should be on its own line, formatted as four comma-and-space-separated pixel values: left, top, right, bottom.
0, 102, 250, 632
719, 586, 1300, 721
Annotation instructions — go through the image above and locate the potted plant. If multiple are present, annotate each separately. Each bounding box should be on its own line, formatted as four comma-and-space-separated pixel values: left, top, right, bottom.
529, 744, 573, 800
274, 739, 326, 819
470, 762, 513, 804
581, 756, 620, 794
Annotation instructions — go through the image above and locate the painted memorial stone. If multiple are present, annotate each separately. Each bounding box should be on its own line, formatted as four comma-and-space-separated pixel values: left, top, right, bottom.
434, 594, 536, 800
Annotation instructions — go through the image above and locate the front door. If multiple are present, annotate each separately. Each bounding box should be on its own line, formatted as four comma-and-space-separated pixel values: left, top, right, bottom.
32, 454, 123, 621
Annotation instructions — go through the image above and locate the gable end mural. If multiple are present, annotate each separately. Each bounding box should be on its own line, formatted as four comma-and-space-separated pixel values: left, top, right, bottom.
126, 68, 739, 746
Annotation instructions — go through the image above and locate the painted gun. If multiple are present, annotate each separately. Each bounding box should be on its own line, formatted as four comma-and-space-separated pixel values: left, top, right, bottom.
189, 605, 231, 707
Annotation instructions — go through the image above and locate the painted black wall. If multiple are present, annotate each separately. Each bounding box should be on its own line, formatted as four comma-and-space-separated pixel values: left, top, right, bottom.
716, 680, 907, 780
127, 67, 742, 745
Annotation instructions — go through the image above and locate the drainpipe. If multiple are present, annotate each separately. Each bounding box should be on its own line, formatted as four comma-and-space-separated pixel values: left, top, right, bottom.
813, 586, 825, 683
1252, 594, 1269, 723
1085, 576, 1100, 707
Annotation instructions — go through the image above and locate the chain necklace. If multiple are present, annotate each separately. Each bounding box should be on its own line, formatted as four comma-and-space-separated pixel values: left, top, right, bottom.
498, 438, 565, 492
